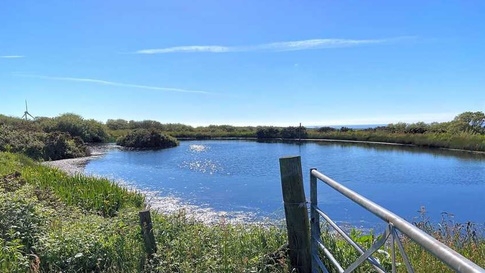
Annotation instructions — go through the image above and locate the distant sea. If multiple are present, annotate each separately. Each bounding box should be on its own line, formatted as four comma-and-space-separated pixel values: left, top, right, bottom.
307, 124, 387, 129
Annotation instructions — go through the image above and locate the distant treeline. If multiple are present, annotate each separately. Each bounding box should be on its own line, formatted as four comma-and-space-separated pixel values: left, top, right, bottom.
1, 111, 484, 160
105, 112, 485, 152
306, 111, 485, 151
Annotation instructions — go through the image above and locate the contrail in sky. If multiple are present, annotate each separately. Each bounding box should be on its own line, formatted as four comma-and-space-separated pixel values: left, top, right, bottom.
135, 37, 415, 54
13, 74, 214, 95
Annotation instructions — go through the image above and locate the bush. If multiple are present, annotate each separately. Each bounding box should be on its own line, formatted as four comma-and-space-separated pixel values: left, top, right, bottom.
116, 129, 179, 149
43, 132, 89, 160
0, 125, 90, 161
41, 113, 110, 143
256, 127, 281, 139
281, 126, 308, 139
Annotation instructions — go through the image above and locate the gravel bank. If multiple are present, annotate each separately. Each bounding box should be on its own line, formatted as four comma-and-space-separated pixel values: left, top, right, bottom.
41, 144, 111, 175
42, 156, 99, 175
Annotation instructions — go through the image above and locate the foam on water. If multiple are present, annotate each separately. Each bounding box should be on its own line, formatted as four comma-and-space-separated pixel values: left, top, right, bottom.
145, 192, 259, 225
189, 144, 209, 153
46, 154, 261, 225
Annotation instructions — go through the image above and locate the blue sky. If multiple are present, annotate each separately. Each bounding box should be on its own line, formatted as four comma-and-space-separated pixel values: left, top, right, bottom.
1, 1, 484, 126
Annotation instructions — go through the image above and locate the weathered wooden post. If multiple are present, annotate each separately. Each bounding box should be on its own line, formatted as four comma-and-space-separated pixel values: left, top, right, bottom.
279, 156, 311, 273
139, 210, 157, 258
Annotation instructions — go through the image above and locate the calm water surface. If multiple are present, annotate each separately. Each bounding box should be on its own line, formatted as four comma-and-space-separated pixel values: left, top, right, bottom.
85, 140, 485, 227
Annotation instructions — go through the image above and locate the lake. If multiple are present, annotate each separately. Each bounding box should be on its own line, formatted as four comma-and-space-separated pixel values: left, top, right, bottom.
84, 140, 485, 227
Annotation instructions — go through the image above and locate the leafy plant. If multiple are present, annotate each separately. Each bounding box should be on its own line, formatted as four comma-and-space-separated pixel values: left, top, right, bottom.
116, 129, 179, 149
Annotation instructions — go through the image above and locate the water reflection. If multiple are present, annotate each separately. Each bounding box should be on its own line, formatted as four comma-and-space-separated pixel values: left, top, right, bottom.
310, 140, 485, 162
84, 140, 485, 226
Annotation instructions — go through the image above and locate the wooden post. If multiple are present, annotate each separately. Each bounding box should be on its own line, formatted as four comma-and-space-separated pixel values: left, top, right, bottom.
279, 156, 311, 273
139, 210, 157, 258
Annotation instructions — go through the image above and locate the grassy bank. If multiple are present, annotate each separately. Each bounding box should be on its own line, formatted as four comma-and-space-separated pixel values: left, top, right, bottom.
307, 130, 485, 152
2, 111, 485, 159
0, 152, 288, 272
1, 152, 484, 272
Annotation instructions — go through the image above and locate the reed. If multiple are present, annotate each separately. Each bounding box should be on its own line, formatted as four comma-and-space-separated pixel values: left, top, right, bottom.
0, 152, 289, 272
19, 164, 145, 217
318, 213, 485, 272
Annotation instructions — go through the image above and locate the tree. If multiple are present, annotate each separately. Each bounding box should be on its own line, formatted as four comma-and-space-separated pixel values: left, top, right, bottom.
42, 113, 110, 143
106, 119, 129, 130
256, 127, 280, 139
281, 126, 308, 139
405, 122, 429, 134
449, 111, 485, 134
339, 127, 353, 132
317, 126, 336, 133
387, 122, 407, 133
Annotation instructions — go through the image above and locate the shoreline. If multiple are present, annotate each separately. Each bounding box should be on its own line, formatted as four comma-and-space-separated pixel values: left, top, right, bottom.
305, 138, 485, 155
180, 137, 485, 155
41, 139, 485, 225
42, 156, 100, 176
42, 148, 267, 225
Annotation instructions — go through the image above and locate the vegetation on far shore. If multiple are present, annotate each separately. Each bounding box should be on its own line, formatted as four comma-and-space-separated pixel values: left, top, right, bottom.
1, 111, 484, 161
1, 111, 485, 271
116, 129, 179, 149
106, 111, 485, 152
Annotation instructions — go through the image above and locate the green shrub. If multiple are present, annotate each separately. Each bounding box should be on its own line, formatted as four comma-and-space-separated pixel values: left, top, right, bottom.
43, 132, 89, 160
257, 127, 281, 139
116, 129, 179, 149
0, 237, 30, 273
0, 124, 90, 160
41, 113, 110, 143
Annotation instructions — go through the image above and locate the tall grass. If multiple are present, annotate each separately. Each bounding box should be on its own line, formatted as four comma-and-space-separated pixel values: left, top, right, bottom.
308, 131, 485, 152
20, 164, 145, 217
318, 212, 485, 272
0, 152, 290, 272
150, 212, 288, 272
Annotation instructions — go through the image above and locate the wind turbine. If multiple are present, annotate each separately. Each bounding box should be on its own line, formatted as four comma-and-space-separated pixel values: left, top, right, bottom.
22, 100, 35, 120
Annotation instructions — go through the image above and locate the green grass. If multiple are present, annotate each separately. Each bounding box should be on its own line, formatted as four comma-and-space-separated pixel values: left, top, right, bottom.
318, 213, 485, 272
307, 131, 485, 152
22, 167, 145, 217
1, 151, 483, 272
0, 152, 289, 272
149, 212, 288, 272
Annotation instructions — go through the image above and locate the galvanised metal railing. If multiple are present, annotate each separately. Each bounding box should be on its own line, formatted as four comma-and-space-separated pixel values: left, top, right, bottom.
310, 168, 485, 273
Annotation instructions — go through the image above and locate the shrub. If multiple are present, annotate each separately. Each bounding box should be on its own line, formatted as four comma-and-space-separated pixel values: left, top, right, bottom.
43, 132, 89, 160
256, 127, 281, 139
0, 125, 90, 161
116, 129, 179, 149
41, 113, 110, 143
281, 126, 308, 139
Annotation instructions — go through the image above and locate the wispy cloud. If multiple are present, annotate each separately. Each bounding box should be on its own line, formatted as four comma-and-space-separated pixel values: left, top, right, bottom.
13, 74, 213, 95
135, 37, 413, 54
1, 55, 25, 58
138, 46, 231, 54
